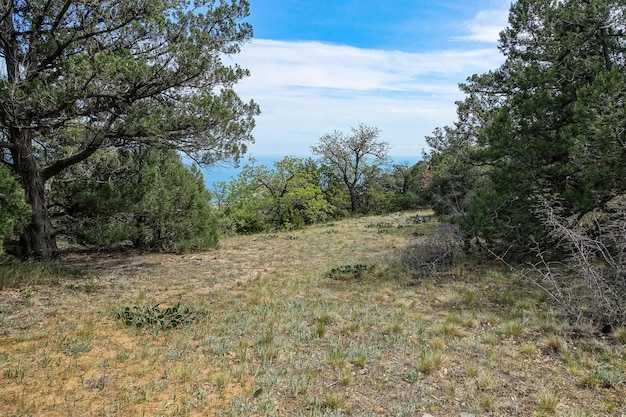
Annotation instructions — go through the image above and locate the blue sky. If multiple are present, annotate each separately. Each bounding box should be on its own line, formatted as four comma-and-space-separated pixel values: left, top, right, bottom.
230, 0, 512, 158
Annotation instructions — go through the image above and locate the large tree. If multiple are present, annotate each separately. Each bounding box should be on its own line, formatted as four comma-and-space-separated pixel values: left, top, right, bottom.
428, 0, 626, 251
311, 124, 390, 213
0, 0, 259, 259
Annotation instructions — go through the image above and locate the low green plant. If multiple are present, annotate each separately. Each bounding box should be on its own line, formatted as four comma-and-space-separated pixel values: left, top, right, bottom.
436, 322, 465, 337
327, 264, 373, 280
63, 340, 92, 358
406, 214, 433, 225
476, 371, 496, 391
406, 369, 420, 383
315, 314, 335, 338
596, 366, 623, 389
366, 221, 394, 229
326, 346, 347, 369
289, 375, 313, 397
521, 342, 537, 356
501, 319, 525, 338
3, 362, 27, 383
117, 302, 199, 331
536, 389, 560, 413
321, 391, 345, 411
543, 335, 567, 353
465, 364, 479, 377
478, 394, 496, 411
350, 347, 370, 367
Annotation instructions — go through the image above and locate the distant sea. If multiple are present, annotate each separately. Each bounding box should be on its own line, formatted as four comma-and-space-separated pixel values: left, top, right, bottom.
200, 155, 287, 190
199, 154, 421, 191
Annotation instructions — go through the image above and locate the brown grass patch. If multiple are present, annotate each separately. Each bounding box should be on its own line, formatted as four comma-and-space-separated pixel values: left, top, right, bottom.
1, 211, 625, 416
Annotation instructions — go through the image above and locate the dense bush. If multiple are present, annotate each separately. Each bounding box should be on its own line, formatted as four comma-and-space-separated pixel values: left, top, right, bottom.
214, 157, 337, 234
53, 147, 218, 252
0, 164, 30, 254
422, 0, 626, 329
426, 0, 626, 254
215, 156, 428, 233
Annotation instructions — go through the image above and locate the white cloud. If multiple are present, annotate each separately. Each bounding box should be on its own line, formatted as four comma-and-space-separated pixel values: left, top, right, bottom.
453, 8, 510, 43
228, 9, 509, 158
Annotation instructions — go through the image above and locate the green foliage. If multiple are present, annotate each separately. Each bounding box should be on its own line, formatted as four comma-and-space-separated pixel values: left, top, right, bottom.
215, 156, 335, 233
426, 0, 626, 252
62, 340, 92, 358
130, 150, 219, 252
117, 302, 199, 331
0, 164, 29, 254
423, 0, 626, 329
406, 369, 421, 383
270, 157, 335, 228
363, 162, 427, 214
54, 147, 219, 252
327, 264, 373, 280
0, 0, 258, 259
214, 155, 428, 236
318, 165, 351, 218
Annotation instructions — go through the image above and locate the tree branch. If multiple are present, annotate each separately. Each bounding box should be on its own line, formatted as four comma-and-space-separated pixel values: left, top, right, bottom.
42, 112, 121, 181
50, 0, 72, 33
42, 134, 106, 181
35, 12, 140, 77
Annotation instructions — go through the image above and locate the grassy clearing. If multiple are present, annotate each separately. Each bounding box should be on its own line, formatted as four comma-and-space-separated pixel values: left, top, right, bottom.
0, 211, 625, 416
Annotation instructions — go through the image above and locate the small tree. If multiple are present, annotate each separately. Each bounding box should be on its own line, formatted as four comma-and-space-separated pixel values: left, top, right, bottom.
311, 124, 390, 213
270, 157, 334, 228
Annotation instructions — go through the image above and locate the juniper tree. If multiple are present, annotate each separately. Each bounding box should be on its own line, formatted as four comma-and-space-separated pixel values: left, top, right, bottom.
428, 0, 626, 250
0, 0, 258, 258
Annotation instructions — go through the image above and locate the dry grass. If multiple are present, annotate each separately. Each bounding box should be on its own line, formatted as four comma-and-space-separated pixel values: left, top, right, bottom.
0, 211, 625, 416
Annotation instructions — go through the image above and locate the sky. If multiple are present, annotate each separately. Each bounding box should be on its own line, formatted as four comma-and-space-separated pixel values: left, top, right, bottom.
227, 0, 512, 158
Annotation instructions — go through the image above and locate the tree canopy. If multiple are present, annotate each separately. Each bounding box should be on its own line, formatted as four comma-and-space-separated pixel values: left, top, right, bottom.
426, 0, 626, 252
311, 124, 391, 213
0, 0, 259, 258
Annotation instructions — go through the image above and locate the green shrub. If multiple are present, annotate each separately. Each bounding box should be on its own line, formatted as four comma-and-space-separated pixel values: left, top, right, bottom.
117, 302, 200, 331
0, 164, 30, 254
327, 264, 374, 280
54, 147, 219, 252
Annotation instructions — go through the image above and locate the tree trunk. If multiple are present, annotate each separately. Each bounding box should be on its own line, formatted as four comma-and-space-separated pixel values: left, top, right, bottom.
11, 129, 58, 260
348, 187, 358, 213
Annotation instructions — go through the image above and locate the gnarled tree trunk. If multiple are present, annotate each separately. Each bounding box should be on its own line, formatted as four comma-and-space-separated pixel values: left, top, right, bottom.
11, 128, 58, 259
